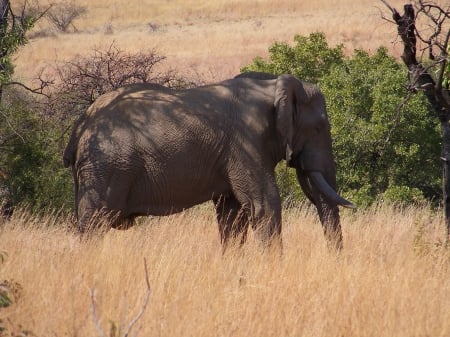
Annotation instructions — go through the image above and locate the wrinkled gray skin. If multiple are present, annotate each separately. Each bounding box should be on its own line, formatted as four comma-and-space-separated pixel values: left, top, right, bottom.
63, 73, 354, 249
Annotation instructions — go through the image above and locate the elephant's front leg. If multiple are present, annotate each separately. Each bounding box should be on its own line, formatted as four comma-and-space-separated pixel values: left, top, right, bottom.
214, 195, 249, 249
231, 172, 283, 250
250, 199, 283, 250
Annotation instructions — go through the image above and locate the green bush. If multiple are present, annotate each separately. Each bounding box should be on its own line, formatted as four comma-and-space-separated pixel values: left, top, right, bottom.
275, 164, 306, 207
382, 185, 427, 205
322, 48, 440, 206
0, 90, 73, 211
241, 32, 344, 83
242, 33, 441, 207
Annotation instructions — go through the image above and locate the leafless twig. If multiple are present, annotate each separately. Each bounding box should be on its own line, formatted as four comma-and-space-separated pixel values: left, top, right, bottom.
90, 288, 106, 337
378, 91, 414, 157
90, 258, 151, 337
4, 78, 53, 98
123, 258, 151, 337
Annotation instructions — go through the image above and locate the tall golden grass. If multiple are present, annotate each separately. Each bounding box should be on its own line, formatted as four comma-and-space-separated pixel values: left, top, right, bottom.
1, 204, 449, 336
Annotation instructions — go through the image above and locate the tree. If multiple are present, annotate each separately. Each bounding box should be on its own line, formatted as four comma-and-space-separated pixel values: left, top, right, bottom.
241, 32, 345, 82
0, 0, 42, 98
1, 92, 74, 211
321, 48, 440, 206
46, 1, 87, 33
380, 0, 450, 238
0, 0, 48, 215
0, 0, 49, 153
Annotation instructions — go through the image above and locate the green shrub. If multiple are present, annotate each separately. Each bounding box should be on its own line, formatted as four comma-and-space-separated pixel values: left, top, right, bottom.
242, 33, 441, 207
241, 32, 344, 83
275, 164, 306, 207
0, 90, 73, 211
382, 185, 427, 205
322, 48, 440, 205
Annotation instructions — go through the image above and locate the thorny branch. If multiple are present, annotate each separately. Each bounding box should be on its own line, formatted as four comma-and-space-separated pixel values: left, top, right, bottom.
90, 258, 151, 337
378, 91, 414, 157
4, 77, 53, 98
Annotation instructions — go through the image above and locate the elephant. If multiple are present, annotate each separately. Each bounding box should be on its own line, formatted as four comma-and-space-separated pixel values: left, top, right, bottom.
63, 73, 354, 249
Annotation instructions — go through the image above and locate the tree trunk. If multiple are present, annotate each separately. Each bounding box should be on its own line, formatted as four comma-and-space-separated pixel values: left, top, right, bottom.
0, 0, 10, 101
390, 4, 450, 240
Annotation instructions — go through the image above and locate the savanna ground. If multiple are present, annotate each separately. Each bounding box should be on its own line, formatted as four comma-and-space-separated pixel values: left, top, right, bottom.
14, 0, 413, 84
3, 0, 450, 336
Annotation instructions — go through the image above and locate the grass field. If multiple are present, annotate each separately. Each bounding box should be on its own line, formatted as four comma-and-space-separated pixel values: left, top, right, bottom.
1, 204, 450, 337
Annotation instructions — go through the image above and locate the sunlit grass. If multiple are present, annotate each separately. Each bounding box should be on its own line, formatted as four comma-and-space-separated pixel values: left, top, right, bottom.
1, 204, 449, 336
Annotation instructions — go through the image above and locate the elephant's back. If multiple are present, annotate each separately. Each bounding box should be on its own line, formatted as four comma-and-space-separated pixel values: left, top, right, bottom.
85, 83, 174, 118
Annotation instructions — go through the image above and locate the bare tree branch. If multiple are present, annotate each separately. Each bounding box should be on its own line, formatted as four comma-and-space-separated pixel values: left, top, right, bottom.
123, 258, 151, 337
379, 91, 415, 157
380, 0, 398, 16
46, 1, 87, 33
89, 258, 151, 337
3, 79, 52, 98
90, 289, 106, 337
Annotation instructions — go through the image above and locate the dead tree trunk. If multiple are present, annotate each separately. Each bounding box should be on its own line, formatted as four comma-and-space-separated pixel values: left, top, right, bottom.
382, 1, 450, 239
0, 0, 10, 101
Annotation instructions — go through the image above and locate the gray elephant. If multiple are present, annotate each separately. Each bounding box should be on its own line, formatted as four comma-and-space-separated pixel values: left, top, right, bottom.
63, 73, 354, 249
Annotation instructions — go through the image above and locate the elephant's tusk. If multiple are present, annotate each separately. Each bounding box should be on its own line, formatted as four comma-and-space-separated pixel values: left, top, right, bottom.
309, 171, 356, 209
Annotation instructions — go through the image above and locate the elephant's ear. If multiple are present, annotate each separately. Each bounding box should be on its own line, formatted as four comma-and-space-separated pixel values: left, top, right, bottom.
274, 75, 298, 163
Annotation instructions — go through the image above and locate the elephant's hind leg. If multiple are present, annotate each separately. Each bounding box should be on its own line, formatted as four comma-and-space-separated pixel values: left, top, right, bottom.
77, 182, 104, 233
214, 195, 249, 248
76, 168, 136, 233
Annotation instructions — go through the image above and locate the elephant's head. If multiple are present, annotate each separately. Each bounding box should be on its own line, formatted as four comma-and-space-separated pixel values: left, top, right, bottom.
274, 74, 355, 248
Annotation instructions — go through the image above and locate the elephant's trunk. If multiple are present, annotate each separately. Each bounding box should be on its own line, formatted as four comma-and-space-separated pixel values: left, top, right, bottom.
295, 167, 354, 250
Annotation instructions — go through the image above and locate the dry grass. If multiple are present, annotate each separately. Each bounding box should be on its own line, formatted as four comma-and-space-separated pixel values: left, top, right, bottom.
14, 0, 412, 84
1, 204, 450, 337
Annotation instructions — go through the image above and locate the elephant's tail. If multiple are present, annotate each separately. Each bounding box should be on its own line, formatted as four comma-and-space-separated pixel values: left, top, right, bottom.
63, 140, 76, 168
63, 117, 86, 168
63, 147, 75, 167
63, 152, 73, 168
